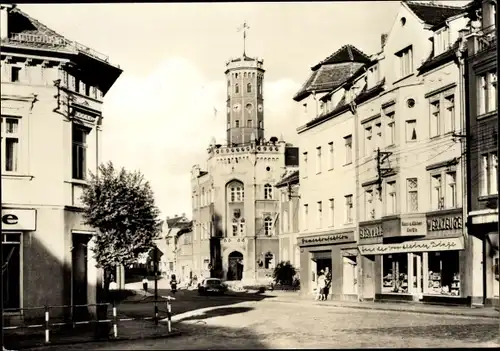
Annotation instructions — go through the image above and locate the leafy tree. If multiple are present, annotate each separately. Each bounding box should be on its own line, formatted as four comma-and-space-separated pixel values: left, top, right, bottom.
81, 161, 162, 295
273, 261, 297, 286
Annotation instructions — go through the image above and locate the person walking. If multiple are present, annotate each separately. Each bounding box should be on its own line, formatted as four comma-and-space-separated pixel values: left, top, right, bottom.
170, 274, 178, 295
142, 276, 149, 296
324, 267, 332, 301
315, 270, 326, 301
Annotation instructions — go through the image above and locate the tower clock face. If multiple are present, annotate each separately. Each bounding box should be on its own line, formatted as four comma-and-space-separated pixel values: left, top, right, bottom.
258, 104, 263, 112
233, 104, 241, 112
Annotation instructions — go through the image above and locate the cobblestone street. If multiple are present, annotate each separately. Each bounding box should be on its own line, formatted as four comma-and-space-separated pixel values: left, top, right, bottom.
31, 299, 500, 350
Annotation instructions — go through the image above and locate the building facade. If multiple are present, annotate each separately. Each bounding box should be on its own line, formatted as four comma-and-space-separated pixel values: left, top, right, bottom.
292, 1, 487, 306
1, 4, 122, 320
191, 51, 299, 284
464, 0, 498, 306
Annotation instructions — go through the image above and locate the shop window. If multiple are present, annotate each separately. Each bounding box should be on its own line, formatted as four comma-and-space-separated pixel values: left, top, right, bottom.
426, 251, 460, 296
382, 253, 408, 294
2, 233, 21, 310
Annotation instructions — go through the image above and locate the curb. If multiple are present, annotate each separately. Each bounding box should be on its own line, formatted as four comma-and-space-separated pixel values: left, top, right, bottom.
270, 298, 499, 319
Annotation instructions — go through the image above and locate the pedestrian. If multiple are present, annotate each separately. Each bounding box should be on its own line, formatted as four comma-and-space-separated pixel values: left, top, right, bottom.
324, 267, 332, 301
142, 276, 149, 295
170, 274, 178, 294
315, 270, 326, 301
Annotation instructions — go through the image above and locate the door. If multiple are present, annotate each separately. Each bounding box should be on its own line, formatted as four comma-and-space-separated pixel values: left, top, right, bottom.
72, 234, 91, 321
343, 256, 358, 295
411, 252, 423, 299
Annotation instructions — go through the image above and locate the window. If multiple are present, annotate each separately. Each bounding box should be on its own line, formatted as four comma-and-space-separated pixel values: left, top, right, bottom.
264, 252, 275, 269
239, 220, 245, 236
2, 117, 20, 172
264, 184, 273, 199
431, 174, 443, 210
491, 1, 497, 26
316, 146, 322, 173
328, 142, 334, 170
247, 119, 252, 127
230, 186, 244, 202
407, 178, 418, 212
434, 28, 450, 56
367, 64, 379, 89
427, 251, 460, 296
72, 124, 88, 180
344, 135, 352, 164
235, 120, 240, 128
11, 66, 21, 82
345, 195, 353, 224
481, 152, 498, 196
387, 113, 395, 146
235, 83, 239, 94
430, 100, 440, 137
375, 122, 382, 150
382, 253, 408, 293
329, 198, 334, 227
365, 189, 374, 220
2, 233, 21, 310
446, 172, 457, 208
405, 120, 417, 142
386, 181, 397, 215
85, 83, 91, 96
303, 152, 308, 178
396, 46, 413, 78
303, 204, 309, 230
247, 83, 252, 93
317, 201, 323, 228
75, 78, 80, 93
444, 95, 455, 133
264, 217, 273, 236
365, 126, 373, 156
478, 71, 498, 115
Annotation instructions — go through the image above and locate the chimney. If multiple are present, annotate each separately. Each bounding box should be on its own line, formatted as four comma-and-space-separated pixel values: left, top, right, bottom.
0, 4, 15, 41
381, 33, 388, 50
182, 213, 186, 217
174, 214, 178, 218
166, 216, 170, 220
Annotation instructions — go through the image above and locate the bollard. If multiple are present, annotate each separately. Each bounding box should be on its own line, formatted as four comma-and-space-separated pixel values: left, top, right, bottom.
44, 306, 50, 344
166, 301, 172, 333
112, 302, 118, 339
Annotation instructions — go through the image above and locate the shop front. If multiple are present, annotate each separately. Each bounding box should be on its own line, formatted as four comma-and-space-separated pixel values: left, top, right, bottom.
298, 229, 358, 301
358, 210, 468, 305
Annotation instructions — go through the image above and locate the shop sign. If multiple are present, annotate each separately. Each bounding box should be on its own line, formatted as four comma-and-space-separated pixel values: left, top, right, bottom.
359, 224, 383, 239
427, 215, 463, 232
400, 216, 427, 236
298, 232, 355, 247
358, 237, 464, 255
1, 209, 36, 231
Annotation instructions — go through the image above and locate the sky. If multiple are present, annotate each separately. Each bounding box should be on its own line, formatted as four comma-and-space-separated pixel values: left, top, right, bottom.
20, 1, 469, 219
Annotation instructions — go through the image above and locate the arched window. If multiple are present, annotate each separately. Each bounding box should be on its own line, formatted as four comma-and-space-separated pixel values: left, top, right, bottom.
235, 83, 239, 94
264, 217, 273, 236
259, 121, 263, 128
264, 184, 273, 200
227, 180, 244, 202
247, 83, 252, 93
264, 252, 275, 269
232, 219, 238, 237
239, 218, 245, 236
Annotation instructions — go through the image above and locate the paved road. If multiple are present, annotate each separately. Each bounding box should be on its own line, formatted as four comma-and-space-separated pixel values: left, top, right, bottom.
31, 298, 500, 349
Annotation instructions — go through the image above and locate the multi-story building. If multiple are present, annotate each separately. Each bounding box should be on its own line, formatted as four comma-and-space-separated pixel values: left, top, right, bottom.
191, 50, 299, 284
464, 0, 498, 306
1, 4, 122, 319
275, 168, 300, 270
293, 45, 372, 299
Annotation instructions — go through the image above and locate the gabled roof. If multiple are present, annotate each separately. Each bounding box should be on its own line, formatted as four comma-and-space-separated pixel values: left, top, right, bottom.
311, 45, 371, 71
166, 215, 191, 228
275, 169, 299, 188
406, 1, 466, 27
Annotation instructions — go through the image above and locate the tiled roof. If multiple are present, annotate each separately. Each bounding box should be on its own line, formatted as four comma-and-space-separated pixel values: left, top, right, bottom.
275, 170, 299, 188
406, 1, 466, 27
293, 62, 365, 101
166, 216, 192, 228
417, 38, 461, 76
311, 45, 371, 71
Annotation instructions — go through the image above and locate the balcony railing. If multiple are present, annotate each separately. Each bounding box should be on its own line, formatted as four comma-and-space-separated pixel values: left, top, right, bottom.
469, 25, 497, 55
4, 32, 110, 63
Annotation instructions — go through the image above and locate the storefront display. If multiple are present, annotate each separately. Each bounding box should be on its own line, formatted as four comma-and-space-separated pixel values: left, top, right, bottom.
382, 253, 408, 293
427, 251, 460, 296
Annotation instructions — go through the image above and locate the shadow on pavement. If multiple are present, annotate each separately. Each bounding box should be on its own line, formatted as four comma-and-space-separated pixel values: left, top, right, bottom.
177, 306, 254, 322
338, 322, 500, 344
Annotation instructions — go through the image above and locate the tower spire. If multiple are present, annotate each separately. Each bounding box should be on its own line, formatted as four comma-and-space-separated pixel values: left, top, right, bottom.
237, 21, 250, 57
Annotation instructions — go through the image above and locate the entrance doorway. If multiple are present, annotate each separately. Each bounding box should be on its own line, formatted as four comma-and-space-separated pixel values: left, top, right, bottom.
410, 252, 423, 300
72, 234, 91, 321
342, 256, 358, 296
311, 251, 332, 293
227, 251, 243, 281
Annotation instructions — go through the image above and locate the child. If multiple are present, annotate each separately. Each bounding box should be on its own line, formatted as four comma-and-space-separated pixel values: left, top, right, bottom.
315, 270, 326, 301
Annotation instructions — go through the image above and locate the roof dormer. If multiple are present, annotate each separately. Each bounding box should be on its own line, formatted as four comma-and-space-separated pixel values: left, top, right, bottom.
433, 26, 451, 57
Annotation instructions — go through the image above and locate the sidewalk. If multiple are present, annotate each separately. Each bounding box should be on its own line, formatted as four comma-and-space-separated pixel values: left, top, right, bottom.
263, 290, 500, 319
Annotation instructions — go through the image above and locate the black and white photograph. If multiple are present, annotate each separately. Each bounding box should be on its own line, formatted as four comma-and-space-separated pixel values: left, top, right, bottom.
1, 0, 499, 350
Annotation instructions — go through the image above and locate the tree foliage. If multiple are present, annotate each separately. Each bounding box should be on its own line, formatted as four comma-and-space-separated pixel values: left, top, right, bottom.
273, 261, 297, 286
81, 161, 162, 272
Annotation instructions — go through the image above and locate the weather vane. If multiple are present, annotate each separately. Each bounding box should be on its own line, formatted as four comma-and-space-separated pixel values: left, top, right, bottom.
237, 21, 250, 56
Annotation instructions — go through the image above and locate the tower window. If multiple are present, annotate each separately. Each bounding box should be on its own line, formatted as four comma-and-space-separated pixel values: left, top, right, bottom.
247, 83, 252, 93
235, 83, 239, 94
235, 120, 240, 128
247, 119, 252, 127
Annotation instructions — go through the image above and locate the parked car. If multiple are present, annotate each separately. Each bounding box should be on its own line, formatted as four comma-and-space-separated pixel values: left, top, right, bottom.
198, 278, 227, 295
